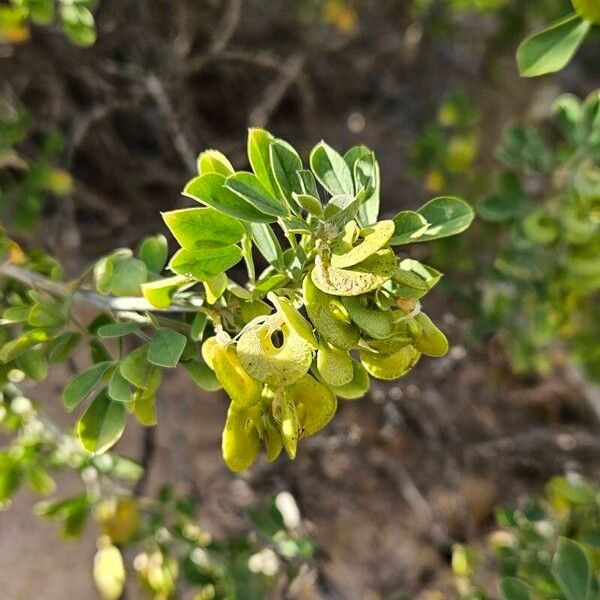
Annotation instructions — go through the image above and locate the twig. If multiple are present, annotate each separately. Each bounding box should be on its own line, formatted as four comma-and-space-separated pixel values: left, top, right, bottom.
134, 426, 156, 496
0, 262, 198, 314
248, 52, 306, 127
146, 73, 197, 173
179, 0, 243, 75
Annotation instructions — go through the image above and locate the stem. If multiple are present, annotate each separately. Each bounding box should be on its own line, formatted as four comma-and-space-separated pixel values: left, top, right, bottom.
278, 217, 298, 252
242, 235, 255, 284
0, 262, 199, 314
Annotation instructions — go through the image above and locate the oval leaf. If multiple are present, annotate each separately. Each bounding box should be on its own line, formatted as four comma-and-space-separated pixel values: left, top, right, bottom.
77, 390, 126, 454
62, 361, 113, 411
517, 14, 591, 77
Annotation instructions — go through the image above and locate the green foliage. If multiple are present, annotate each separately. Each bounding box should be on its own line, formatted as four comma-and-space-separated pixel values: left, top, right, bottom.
517, 1, 598, 77
0, 98, 72, 232
0, 380, 315, 598
453, 474, 600, 599
0, 129, 473, 473
477, 91, 600, 379
0, 0, 97, 46
409, 88, 483, 197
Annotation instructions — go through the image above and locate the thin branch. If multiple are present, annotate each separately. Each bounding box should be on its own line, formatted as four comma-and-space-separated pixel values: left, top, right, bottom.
0, 262, 198, 313
248, 52, 306, 128
178, 0, 243, 75
146, 73, 197, 173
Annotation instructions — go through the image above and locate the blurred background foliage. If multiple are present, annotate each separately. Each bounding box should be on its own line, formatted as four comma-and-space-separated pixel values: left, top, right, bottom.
0, 0, 599, 598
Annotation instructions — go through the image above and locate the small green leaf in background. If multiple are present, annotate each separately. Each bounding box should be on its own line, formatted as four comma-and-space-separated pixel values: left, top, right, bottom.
197, 149, 234, 176
500, 577, 532, 600
250, 223, 285, 271
0, 329, 51, 362
225, 172, 288, 218
551, 538, 592, 600
93, 543, 126, 600
138, 234, 168, 273
16, 348, 48, 382
61, 4, 96, 47
310, 141, 355, 197
162, 207, 244, 249
97, 322, 143, 339
479, 171, 528, 222
247, 127, 279, 196
168, 245, 242, 281
517, 14, 591, 77
47, 331, 81, 363
184, 172, 274, 223
62, 361, 113, 411
147, 328, 187, 368
77, 390, 126, 454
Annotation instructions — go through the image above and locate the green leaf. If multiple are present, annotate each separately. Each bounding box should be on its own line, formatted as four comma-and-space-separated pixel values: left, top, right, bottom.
184, 173, 274, 223
392, 258, 442, 299
183, 359, 221, 391
323, 192, 364, 223
119, 345, 158, 389
0, 453, 21, 502
190, 312, 208, 341
62, 361, 113, 411
345, 146, 380, 226
413, 196, 474, 242
197, 149, 234, 176
389, 211, 430, 245
2, 305, 30, 323
108, 257, 148, 296
250, 223, 285, 271
107, 368, 133, 403
94, 544, 126, 600
141, 275, 190, 309
27, 304, 65, 328
500, 578, 532, 600
162, 207, 244, 249
0, 329, 51, 362
293, 193, 323, 218
138, 234, 168, 273
97, 322, 143, 338
310, 141, 355, 197
270, 139, 303, 210
168, 245, 242, 280
203, 272, 228, 304
16, 348, 48, 382
90, 339, 112, 364
552, 538, 592, 600
147, 328, 187, 368
26, 464, 55, 495
297, 169, 320, 199
132, 390, 157, 426
225, 172, 288, 218
47, 332, 81, 363
517, 14, 591, 77
247, 128, 279, 196
77, 390, 126, 454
